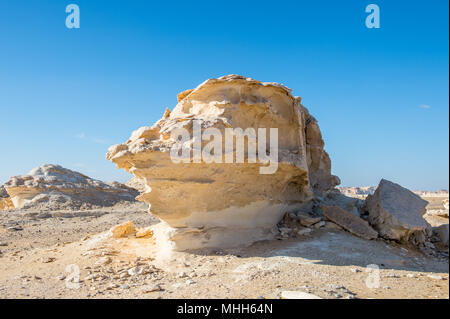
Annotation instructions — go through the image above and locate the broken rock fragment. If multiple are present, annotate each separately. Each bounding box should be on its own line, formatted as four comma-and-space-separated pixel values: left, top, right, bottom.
364, 179, 431, 244
322, 205, 378, 240
110, 221, 136, 238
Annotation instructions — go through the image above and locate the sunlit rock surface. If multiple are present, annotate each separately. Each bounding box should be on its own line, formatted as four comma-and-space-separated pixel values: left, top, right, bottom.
365, 179, 431, 244
4, 164, 139, 210
107, 75, 339, 250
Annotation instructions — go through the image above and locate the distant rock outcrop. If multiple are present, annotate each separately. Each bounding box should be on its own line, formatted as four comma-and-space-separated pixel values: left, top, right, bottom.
364, 179, 431, 244
107, 75, 340, 250
4, 164, 139, 210
338, 186, 376, 197
339, 186, 449, 199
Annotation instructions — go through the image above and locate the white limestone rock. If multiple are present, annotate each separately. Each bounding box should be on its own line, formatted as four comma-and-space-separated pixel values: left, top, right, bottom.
107, 75, 339, 250
4, 164, 139, 210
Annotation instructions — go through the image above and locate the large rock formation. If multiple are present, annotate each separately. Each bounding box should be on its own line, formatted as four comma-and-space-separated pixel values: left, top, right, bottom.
4, 164, 139, 210
365, 179, 431, 244
107, 75, 339, 250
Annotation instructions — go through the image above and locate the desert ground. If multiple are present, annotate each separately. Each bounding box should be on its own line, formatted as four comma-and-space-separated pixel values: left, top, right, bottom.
0, 198, 448, 299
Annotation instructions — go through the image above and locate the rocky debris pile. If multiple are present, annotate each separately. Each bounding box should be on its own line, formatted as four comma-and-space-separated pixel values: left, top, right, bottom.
364, 179, 432, 245
276, 210, 327, 239
3, 164, 139, 210
278, 179, 448, 257
76, 252, 163, 297
107, 75, 339, 250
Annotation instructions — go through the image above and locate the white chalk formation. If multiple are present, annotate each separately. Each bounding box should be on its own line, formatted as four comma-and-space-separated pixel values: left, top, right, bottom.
4, 164, 139, 210
107, 75, 340, 250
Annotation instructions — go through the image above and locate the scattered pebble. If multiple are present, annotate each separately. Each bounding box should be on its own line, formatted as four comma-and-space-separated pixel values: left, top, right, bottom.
141, 284, 162, 293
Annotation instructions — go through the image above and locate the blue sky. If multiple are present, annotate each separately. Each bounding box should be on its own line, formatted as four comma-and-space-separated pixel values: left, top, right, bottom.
0, 0, 448, 190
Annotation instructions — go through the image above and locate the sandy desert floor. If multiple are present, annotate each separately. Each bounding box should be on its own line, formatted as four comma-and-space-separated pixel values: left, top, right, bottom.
0, 200, 448, 299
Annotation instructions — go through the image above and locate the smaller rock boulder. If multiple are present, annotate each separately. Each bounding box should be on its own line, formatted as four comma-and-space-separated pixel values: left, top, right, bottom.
364, 179, 430, 244
110, 221, 136, 238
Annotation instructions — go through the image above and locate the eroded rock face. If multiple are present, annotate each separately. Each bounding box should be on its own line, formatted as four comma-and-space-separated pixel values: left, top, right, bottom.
107, 75, 339, 250
4, 164, 139, 210
365, 179, 431, 244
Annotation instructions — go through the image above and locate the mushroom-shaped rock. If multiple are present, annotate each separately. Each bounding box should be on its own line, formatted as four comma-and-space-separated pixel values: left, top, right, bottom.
107, 75, 339, 250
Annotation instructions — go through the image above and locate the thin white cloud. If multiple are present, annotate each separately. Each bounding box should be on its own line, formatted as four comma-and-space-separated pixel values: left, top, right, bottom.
92, 138, 109, 145
419, 104, 431, 109
75, 133, 109, 145
75, 132, 86, 139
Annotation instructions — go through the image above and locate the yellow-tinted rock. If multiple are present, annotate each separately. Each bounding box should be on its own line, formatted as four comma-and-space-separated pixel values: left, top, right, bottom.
110, 221, 136, 238
135, 227, 153, 238
0, 198, 14, 211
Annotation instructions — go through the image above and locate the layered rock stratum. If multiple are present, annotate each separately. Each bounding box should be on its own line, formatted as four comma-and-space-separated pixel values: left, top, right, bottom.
107, 75, 340, 250
3, 164, 139, 210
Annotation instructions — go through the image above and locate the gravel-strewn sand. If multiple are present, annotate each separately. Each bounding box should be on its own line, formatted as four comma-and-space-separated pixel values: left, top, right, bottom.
0, 202, 447, 299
